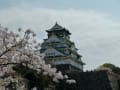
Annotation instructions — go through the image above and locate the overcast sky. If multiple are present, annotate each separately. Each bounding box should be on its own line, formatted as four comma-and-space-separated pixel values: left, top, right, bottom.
0, 0, 120, 70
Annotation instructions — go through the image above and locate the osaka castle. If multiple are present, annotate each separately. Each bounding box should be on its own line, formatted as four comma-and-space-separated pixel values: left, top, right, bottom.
40, 23, 85, 71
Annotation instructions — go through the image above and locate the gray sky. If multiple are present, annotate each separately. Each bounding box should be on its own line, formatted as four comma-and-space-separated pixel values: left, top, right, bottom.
0, 0, 120, 70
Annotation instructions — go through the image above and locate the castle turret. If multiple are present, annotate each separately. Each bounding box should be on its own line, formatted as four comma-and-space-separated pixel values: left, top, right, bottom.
40, 23, 85, 72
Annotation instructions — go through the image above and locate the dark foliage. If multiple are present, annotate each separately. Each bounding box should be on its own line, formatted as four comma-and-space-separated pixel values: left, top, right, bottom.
112, 66, 120, 75
13, 64, 53, 90
118, 80, 120, 90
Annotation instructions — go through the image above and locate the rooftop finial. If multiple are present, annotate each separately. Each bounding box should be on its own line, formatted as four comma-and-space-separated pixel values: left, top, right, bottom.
47, 22, 67, 31
55, 21, 58, 25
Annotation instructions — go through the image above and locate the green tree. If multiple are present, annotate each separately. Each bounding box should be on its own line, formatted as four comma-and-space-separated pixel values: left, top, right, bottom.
101, 63, 116, 69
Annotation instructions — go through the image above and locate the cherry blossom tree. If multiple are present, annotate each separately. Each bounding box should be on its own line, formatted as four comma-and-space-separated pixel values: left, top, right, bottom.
0, 25, 76, 90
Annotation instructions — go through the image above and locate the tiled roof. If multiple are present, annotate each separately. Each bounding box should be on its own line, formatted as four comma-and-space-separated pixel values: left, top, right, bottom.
47, 22, 64, 31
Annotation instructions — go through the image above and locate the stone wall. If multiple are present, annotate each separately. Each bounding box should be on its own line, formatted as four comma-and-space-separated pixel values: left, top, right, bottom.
107, 71, 120, 90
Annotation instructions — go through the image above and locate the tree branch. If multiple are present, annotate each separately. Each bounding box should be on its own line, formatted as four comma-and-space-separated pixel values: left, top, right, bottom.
0, 44, 17, 57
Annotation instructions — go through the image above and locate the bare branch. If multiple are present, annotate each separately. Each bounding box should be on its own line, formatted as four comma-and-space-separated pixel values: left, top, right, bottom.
0, 62, 18, 66
0, 58, 9, 60
3, 33, 8, 50
0, 45, 15, 57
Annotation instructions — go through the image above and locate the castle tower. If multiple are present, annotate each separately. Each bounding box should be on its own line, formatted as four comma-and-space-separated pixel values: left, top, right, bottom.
40, 23, 85, 71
